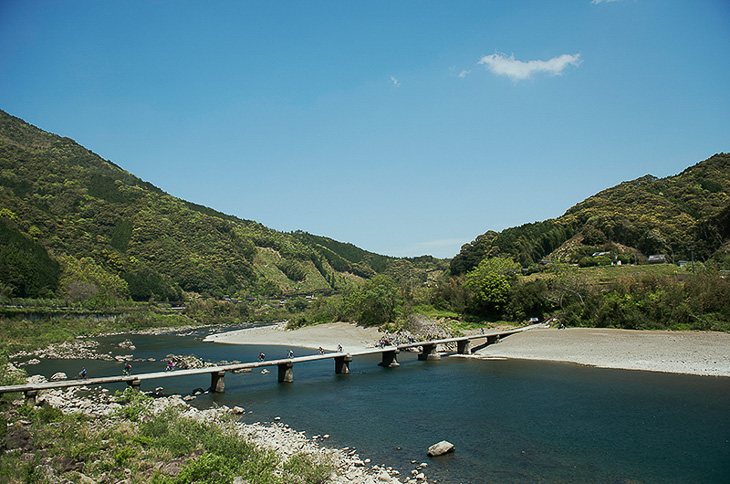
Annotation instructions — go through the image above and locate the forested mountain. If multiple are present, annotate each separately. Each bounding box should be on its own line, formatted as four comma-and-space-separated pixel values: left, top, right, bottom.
452, 153, 730, 275
0, 109, 445, 301
2, 107, 727, 309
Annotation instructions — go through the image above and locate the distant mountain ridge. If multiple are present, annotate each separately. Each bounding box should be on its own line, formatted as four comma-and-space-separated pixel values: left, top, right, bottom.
0, 109, 445, 300
451, 153, 730, 275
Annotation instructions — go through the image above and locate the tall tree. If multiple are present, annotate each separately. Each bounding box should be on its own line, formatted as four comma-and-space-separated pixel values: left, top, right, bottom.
464, 257, 520, 316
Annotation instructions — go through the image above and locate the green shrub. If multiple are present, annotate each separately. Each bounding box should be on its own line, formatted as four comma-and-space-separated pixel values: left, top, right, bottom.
114, 446, 138, 466
169, 452, 236, 484
114, 387, 153, 421
34, 404, 64, 423
282, 453, 333, 484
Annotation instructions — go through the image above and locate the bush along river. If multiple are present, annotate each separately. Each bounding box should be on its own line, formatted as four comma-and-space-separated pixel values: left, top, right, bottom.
16, 326, 730, 483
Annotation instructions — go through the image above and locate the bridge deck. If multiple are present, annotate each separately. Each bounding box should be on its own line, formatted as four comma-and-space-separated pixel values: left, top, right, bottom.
0, 324, 545, 395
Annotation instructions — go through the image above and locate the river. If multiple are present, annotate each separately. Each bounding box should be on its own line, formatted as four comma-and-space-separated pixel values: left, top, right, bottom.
23, 327, 730, 483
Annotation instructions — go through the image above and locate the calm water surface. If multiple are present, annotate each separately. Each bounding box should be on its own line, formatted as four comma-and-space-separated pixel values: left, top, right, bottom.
24, 327, 730, 483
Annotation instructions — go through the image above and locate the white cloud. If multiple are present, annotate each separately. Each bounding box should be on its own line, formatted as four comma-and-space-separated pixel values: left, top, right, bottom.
591, 0, 622, 4
478, 52, 582, 81
449, 66, 472, 79
390, 76, 401, 87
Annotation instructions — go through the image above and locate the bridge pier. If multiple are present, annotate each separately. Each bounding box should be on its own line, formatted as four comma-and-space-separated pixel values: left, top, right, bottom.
418, 343, 441, 360
379, 349, 400, 367
278, 361, 294, 382
127, 379, 141, 391
334, 354, 353, 374
211, 371, 226, 393
24, 390, 37, 406
457, 340, 472, 355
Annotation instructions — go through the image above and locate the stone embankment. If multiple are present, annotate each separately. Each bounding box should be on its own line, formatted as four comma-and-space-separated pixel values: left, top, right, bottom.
15, 377, 430, 484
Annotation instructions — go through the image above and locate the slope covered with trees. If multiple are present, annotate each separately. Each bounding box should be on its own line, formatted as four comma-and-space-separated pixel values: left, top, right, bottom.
451, 153, 730, 274
1, 108, 728, 334
0, 109, 443, 305
435, 153, 730, 334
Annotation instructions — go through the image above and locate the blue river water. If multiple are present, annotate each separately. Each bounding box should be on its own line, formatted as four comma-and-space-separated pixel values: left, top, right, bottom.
23, 327, 730, 483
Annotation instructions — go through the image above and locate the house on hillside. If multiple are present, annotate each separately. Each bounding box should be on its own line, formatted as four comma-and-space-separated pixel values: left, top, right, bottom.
648, 254, 667, 264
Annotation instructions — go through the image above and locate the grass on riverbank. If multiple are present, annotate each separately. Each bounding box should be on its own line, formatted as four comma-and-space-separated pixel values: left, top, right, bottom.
0, 311, 195, 358
0, 389, 333, 484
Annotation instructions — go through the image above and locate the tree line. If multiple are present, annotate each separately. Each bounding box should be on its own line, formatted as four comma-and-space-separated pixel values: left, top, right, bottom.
289, 257, 730, 333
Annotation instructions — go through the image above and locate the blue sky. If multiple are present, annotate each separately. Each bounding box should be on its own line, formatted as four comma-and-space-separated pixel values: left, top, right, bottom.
1, 1, 728, 259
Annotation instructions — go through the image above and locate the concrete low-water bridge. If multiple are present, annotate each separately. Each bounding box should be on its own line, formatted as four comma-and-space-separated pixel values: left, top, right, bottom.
0, 324, 545, 405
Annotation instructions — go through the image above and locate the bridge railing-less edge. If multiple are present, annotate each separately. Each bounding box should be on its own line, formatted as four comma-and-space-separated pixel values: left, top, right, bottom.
0, 324, 547, 403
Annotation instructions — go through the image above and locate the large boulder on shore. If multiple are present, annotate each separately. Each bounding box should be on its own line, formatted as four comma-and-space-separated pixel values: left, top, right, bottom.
427, 440, 455, 456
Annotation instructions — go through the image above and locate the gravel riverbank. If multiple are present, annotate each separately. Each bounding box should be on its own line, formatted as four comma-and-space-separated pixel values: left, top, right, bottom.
11, 382, 421, 483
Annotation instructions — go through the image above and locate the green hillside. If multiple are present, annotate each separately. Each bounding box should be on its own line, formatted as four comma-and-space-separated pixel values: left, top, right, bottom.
0, 109, 728, 336
452, 153, 730, 275
0, 109, 443, 303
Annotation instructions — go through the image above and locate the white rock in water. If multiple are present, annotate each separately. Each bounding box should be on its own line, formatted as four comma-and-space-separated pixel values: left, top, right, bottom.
50, 372, 67, 382
232, 406, 245, 414
427, 440, 455, 456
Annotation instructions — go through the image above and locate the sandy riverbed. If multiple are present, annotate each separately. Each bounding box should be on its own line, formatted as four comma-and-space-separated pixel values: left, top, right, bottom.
474, 327, 730, 377
206, 323, 730, 377
204, 322, 384, 353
